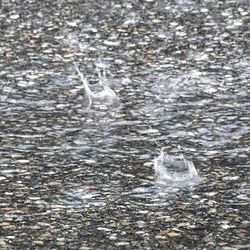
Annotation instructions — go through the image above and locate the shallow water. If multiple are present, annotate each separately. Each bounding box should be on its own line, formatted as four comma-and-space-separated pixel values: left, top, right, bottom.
0, 0, 249, 249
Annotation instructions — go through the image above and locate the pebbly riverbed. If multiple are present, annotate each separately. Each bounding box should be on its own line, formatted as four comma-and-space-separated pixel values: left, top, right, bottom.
0, 0, 249, 249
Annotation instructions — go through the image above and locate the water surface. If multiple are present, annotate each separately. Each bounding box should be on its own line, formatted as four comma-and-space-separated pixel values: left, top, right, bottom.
0, 0, 249, 249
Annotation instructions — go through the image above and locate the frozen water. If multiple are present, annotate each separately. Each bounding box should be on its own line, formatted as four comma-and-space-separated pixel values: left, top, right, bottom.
154, 151, 202, 187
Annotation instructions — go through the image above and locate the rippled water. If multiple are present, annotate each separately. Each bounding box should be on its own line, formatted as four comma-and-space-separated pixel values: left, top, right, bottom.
0, 0, 249, 249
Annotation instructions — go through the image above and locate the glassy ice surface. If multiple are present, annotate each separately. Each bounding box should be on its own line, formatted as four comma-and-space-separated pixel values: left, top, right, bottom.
0, 0, 249, 249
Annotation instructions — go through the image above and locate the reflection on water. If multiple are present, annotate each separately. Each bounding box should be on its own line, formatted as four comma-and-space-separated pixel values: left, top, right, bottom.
0, 65, 248, 210
58, 185, 106, 209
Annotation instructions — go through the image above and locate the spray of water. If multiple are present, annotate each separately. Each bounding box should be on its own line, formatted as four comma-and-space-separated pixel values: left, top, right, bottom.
73, 60, 119, 109
154, 151, 201, 187
142, 120, 201, 187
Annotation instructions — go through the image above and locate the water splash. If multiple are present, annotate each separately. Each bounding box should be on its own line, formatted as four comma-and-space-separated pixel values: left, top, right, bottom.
73, 61, 119, 109
154, 150, 202, 187
128, 151, 202, 205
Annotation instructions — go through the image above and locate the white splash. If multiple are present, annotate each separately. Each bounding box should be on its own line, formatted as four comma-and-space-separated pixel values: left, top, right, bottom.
154, 151, 201, 186
73, 61, 119, 108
